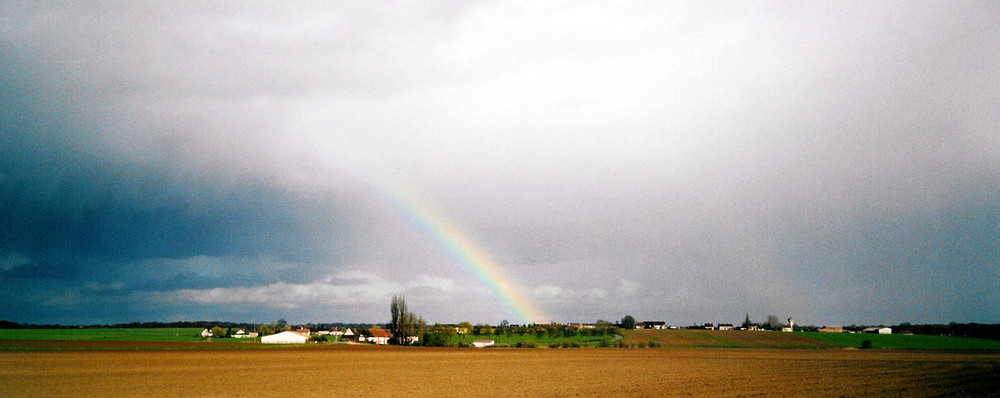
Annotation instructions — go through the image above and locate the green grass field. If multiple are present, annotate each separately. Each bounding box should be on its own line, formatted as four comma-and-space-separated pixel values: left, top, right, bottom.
798, 332, 1000, 350
0, 328, 211, 342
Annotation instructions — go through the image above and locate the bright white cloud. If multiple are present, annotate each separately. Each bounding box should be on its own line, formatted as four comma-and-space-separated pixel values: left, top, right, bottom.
167, 271, 456, 309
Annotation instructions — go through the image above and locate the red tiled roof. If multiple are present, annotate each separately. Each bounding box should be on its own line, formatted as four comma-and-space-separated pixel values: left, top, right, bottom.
368, 329, 391, 338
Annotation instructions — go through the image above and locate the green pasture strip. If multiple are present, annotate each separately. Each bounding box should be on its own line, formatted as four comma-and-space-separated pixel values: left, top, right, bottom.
798, 332, 1000, 350
0, 328, 206, 342
0, 342, 296, 352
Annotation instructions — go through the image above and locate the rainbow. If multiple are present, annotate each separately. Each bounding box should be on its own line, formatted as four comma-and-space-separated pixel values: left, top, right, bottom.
367, 175, 546, 325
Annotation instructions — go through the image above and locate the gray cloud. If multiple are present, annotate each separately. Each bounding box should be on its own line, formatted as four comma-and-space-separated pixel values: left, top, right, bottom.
2, 1, 998, 326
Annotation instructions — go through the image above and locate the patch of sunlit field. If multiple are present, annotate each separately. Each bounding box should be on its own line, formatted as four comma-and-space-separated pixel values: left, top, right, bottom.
2, 345, 997, 396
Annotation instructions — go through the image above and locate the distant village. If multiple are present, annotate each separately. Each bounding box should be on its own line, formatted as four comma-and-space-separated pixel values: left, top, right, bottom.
196, 314, 902, 347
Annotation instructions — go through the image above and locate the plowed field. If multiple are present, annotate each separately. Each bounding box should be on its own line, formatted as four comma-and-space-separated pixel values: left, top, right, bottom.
623, 329, 840, 348
2, 345, 997, 397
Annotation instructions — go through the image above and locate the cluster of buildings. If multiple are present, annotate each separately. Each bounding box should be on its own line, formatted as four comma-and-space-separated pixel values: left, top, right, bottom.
257, 327, 399, 345
199, 328, 259, 338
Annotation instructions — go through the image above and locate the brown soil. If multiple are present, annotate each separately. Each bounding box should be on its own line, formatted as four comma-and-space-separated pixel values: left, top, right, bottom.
623, 329, 840, 348
1, 345, 997, 397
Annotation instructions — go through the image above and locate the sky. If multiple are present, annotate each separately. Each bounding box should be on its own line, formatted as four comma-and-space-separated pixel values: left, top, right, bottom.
2, 1, 998, 327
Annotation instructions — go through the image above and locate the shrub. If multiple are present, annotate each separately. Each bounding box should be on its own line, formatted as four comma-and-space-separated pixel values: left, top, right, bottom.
549, 342, 561, 348
309, 334, 327, 343
861, 340, 873, 349
522, 341, 536, 348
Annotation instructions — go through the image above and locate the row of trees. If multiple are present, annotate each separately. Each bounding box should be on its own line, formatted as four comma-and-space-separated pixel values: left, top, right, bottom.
418, 321, 620, 347
389, 296, 425, 345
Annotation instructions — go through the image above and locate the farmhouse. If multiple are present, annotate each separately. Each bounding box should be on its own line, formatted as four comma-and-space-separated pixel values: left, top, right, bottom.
472, 340, 495, 348
231, 329, 258, 338
863, 327, 892, 335
717, 324, 734, 331
261, 330, 309, 344
643, 321, 666, 330
342, 328, 355, 340
366, 328, 391, 345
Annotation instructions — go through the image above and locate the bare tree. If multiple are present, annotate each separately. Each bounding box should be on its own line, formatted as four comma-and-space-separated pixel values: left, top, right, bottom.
390, 295, 421, 345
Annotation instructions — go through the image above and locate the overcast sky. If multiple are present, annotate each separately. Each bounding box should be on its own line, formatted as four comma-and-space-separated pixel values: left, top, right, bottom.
2, 1, 998, 326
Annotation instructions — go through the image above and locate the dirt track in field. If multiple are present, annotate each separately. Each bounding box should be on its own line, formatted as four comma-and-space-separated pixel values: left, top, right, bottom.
2, 345, 998, 397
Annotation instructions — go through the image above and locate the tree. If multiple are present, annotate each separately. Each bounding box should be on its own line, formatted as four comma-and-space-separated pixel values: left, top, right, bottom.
456, 322, 473, 335
498, 319, 510, 335
742, 314, 752, 329
210, 326, 226, 338
621, 315, 636, 330
596, 320, 612, 335
390, 296, 405, 344
390, 295, 422, 345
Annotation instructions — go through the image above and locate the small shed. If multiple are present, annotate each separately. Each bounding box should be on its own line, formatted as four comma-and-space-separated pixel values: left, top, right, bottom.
472, 340, 495, 348
261, 330, 309, 344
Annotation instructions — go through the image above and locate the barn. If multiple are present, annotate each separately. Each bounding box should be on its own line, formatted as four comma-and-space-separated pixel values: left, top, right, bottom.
261, 331, 309, 344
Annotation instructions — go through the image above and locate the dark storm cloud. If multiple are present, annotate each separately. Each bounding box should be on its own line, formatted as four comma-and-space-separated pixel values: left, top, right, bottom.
1, 101, 330, 265
1, 54, 363, 323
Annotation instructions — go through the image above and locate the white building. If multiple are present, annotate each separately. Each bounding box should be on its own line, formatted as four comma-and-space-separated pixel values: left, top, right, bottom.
366, 329, 391, 345
232, 329, 258, 338
200, 329, 213, 338
863, 327, 892, 335
472, 340, 495, 348
261, 330, 309, 344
